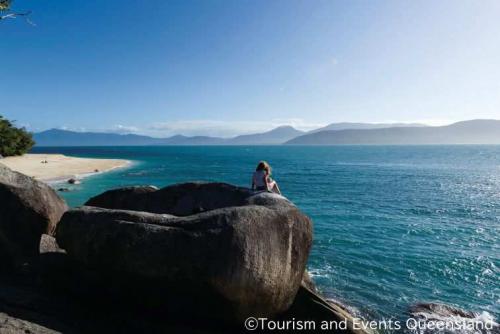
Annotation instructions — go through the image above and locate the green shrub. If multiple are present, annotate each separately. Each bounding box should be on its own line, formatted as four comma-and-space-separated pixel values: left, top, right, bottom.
0, 0, 11, 11
0, 115, 35, 157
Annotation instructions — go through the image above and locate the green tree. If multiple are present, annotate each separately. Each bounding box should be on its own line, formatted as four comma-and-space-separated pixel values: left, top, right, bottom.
0, 115, 35, 157
0, 0, 11, 11
0, 1, 32, 23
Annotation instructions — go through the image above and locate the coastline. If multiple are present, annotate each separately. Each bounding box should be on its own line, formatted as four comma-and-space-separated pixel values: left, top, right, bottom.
0, 154, 130, 182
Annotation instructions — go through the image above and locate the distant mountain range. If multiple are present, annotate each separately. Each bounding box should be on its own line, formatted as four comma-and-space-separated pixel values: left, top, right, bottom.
33, 125, 305, 146
308, 122, 428, 133
228, 126, 304, 145
286, 120, 500, 145
33, 120, 500, 146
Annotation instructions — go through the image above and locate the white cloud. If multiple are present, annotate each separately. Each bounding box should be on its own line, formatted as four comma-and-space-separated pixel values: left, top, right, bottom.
147, 119, 326, 137
112, 124, 140, 134
35, 118, 471, 137
57, 125, 88, 132
52, 124, 140, 134
47, 119, 325, 138
379, 119, 457, 126
40, 118, 464, 137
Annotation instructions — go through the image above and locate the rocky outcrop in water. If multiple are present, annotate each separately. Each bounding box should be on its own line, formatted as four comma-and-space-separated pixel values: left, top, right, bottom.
0, 176, 369, 333
58, 183, 313, 322
0, 164, 68, 268
408, 303, 499, 334
409, 302, 477, 319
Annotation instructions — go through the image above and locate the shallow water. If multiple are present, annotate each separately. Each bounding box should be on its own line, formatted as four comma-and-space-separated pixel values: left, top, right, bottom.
32, 145, 500, 327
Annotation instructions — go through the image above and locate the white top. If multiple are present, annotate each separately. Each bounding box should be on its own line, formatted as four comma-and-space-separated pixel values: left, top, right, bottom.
253, 170, 268, 188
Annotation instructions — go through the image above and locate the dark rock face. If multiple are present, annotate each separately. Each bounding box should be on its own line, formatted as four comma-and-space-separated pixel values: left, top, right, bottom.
57, 182, 313, 323
0, 311, 60, 334
0, 164, 68, 267
283, 284, 368, 334
85, 183, 254, 215
0, 274, 237, 334
409, 302, 477, 319
84, 185, 159, 211
301, 271, 318, 293
0, 179, 369, 333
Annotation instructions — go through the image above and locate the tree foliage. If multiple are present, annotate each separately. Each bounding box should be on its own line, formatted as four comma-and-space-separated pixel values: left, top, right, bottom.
0, 0, 33, 24
0, 115, 35, 157
0, 0, 11, 11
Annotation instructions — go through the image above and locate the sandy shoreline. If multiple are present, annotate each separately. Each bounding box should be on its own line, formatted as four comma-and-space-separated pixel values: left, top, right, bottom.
0, 154, 130, 181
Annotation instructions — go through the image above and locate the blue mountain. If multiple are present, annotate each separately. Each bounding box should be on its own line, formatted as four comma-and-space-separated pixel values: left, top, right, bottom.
286, 120, 500, 145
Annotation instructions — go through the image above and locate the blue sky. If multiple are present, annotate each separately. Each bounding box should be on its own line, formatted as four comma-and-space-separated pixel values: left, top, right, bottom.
1, 0, 499, 137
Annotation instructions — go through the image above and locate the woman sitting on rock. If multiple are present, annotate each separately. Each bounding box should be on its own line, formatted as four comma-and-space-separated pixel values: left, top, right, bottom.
252, 161, 281, 195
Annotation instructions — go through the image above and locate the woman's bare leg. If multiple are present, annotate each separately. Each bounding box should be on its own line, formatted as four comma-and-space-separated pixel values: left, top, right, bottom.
271, 181, 282, 195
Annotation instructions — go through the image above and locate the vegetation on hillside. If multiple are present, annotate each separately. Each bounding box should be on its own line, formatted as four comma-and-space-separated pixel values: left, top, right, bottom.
0, 115, 35, 157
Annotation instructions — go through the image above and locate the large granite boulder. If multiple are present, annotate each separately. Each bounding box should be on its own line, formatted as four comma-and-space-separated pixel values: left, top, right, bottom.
0, 164, 68, 267
56, 182, 313, 323
85, 182, 264, 215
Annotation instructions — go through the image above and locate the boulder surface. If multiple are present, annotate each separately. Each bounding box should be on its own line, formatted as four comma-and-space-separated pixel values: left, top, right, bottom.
85, 182, 258, 215
57, 182, 313, 323
0, 164, 68, 267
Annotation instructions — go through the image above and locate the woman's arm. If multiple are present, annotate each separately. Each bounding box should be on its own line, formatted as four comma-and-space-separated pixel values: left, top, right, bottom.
266, 176, 278, 193
265, 175, 272, 190
267, 176, 281, 195
273, 182, 282, 195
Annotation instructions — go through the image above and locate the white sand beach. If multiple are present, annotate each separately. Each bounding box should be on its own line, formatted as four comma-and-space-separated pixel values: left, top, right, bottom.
0, 154, 130, 181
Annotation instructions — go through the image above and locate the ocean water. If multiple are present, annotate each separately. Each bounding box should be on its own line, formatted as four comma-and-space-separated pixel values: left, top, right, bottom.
32, 145, 500, 328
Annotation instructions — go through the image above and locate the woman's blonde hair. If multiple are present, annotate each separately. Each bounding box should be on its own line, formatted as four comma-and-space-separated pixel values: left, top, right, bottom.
256, 161, 271, 175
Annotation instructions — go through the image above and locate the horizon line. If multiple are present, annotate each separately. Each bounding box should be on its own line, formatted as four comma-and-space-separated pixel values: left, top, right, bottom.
29, 118, 500, 139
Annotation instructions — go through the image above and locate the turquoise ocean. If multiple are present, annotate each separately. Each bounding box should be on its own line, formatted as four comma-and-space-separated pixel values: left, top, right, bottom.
32, 146, 499, 328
